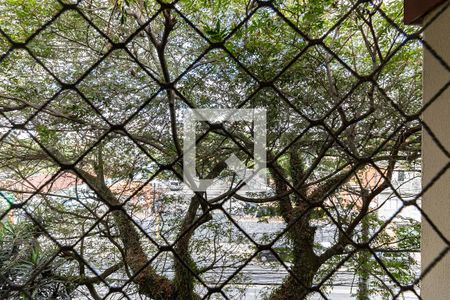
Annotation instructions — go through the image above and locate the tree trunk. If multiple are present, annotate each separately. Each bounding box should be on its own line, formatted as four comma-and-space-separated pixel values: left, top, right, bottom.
112, 209, 177, 299
82, 172, 177, 299
173, 196, 202, 300
270, 212, 320, 300
357, 217, 370, 300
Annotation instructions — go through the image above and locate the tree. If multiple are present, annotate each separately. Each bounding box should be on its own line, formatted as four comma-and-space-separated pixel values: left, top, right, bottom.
0, 215, 73, 299
0, 0, 422, 299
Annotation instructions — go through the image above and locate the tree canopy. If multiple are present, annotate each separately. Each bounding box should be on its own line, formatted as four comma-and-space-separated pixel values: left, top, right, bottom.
0, 0, 423, 299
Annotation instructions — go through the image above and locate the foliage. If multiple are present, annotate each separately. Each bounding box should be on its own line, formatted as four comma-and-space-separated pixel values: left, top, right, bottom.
0, 0, 423, 299
0, 219, 70, 299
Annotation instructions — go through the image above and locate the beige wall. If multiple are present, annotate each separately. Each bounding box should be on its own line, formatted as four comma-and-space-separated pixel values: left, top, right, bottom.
421, 3, 450, 299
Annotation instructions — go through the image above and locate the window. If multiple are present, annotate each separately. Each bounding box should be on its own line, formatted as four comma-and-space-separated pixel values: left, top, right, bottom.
398, 171, 406, 182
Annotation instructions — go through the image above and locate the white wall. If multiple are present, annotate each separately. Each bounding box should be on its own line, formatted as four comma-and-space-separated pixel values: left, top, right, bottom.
421, 3, 450, 299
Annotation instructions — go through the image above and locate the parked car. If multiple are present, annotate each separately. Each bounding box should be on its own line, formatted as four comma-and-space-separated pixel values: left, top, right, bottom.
168, 180, 183, 191
258, 250, 278, 263
257, 247, 291, 263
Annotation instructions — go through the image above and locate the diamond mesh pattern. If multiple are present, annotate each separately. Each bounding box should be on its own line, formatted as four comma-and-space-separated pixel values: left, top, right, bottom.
0, 0, 449, 299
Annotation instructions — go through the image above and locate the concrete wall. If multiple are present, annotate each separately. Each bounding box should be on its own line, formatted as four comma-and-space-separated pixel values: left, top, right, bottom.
421, 3, 450, 299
